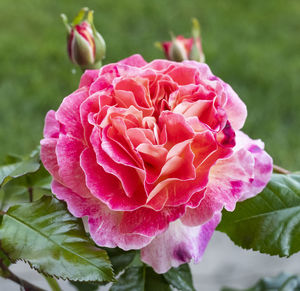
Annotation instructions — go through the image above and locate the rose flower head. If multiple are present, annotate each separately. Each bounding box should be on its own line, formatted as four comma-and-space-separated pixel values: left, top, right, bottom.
41, 55, 272, 273
61, 7, 106, 70
162, 18, 205, 63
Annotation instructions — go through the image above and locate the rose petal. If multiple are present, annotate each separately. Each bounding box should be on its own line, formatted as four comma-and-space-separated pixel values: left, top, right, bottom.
141, 213, 221, 273
56, 87, 88, 140
51, 180, 152, 250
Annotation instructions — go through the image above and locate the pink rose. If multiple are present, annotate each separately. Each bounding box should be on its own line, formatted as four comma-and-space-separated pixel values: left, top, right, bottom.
41, 55, 272, 273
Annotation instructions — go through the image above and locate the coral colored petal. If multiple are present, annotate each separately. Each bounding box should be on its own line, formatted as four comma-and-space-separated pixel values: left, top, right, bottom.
159, 111, 194, 148
90, 127, 145, 198
51, 180, 152, 250
168, 66, 198, 85
140, 213, 221, 273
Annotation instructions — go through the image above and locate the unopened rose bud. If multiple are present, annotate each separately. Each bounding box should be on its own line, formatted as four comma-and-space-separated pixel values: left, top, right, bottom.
162, 35, 191, 62
160, 18, 205, 63
61, 7, 106, 70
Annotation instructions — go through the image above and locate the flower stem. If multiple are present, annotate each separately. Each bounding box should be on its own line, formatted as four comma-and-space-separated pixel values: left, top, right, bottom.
0, 259, 46, 291
273, 164, 291, 175
43, 275, 62, 291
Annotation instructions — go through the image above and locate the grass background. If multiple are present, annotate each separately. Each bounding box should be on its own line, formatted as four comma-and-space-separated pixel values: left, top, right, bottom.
0, 0, 299, 170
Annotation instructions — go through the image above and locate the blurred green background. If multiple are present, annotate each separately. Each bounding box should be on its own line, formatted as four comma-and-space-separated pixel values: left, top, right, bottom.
0, 0, 299, 170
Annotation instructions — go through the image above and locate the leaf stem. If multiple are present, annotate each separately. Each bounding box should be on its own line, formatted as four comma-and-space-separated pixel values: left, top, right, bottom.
43, 275, 62, 291
273, 164, 291, 175
28, 187, 33, 202
0, 259, 46, 291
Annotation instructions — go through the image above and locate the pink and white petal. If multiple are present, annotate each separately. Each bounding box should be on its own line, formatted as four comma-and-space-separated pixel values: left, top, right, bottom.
222, 82, 247, 130
181, 147, 255, 227
43, 110, 60, 138
141, 213, 221, 273
120, 205, 185, 237
56, 135, 90, 197
55, 87, 89, 140
236, 131, 273, 201
40, 138, 60, 182
51, 180, 152, 250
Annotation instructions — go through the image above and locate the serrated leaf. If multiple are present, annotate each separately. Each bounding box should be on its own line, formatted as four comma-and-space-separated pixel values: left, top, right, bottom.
0, 196, 114, 282
110, 265, 171, 291
163, 264, 196, 291
69, 281, 99, 291
104, 247, 137, 275
221, 273, 300, 291
0, 148, 40, 186
217, 174, 300, 257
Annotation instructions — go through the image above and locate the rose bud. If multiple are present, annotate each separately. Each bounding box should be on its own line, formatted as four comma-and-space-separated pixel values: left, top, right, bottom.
161, 18, 205, 63
61, 7, 106, 70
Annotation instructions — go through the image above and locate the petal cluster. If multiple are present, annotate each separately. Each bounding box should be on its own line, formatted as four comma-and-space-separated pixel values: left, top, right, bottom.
41, 55, 272, 273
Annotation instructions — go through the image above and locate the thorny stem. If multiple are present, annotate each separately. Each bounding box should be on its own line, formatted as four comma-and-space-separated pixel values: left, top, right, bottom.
0, 259, 46, 291
273, 164, 291, 175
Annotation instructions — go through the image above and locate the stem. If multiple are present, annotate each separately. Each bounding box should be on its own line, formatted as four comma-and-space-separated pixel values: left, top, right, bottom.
43, 275, 62, 291
273, 164, 291, 175
28, 187, 33, 202
0, 259, 46, 291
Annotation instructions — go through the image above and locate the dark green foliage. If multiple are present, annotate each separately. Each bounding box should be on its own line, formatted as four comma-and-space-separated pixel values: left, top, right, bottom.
222, 273, 300, 291
0, 196, 114, 282
163, 264, 196, 291
110, 265, 171, 291
218, 174, 300, 257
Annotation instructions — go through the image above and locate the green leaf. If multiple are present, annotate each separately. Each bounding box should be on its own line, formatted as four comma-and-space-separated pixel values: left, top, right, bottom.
221, 273, 300, 291
69, 281, 99, 291
0, 196, 114, 282
217, 174, 300, 257
104, 248, 137, 275
110, 265, 171, 291
0, 148, 40, 186
163, 264, 196, 291
0, 164, 51, 210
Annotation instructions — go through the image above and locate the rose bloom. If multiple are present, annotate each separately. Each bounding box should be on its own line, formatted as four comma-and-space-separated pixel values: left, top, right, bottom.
41, 55, 272, 273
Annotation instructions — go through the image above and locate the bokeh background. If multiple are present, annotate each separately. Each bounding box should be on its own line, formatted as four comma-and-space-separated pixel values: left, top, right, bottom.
0, 0, 300, 290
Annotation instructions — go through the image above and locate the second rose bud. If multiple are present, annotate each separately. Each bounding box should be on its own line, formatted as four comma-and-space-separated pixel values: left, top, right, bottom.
161, 18, 205, 63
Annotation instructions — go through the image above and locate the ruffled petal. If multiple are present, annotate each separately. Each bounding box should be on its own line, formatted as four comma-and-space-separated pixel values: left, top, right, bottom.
51, 180, 152, 250
141, 213, 220, 273
55, 87, 88, 140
